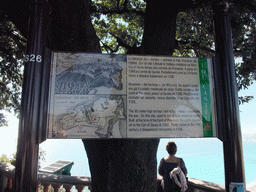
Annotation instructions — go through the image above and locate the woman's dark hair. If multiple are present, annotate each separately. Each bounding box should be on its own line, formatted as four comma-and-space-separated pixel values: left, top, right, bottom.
166, 141, 177, 155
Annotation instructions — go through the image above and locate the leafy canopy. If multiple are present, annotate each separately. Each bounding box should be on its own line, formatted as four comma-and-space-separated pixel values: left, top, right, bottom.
91, 0, 256, 103
1, 0, 256, 125
0, 11, 25, 124
0, 153, 16, 166
91, 0, 146, 54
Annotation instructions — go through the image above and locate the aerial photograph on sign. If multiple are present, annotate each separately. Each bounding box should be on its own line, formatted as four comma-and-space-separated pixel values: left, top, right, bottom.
53, 52, 126, 95
52, 95, 126, 138
47, 53, 216, 139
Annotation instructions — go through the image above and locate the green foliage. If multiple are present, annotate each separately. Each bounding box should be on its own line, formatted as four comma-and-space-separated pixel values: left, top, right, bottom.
38, 148, 46, 169
0, 154, 8, 163
0, 113, 8, 126
174, 1, 256, 101
0, 147, 46, 167
230, 2, 256, 91
175, 4, 215, 58
91, 0, 256, 99
91, 0, 145, 53
0, 153, 16, 166
0, 11, 26, 126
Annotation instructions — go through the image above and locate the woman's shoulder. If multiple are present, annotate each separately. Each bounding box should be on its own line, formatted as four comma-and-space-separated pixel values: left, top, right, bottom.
163, 156, 179, 163
178, 157, 185, 163
176, 157, 185, 164
159, 158, 167, 166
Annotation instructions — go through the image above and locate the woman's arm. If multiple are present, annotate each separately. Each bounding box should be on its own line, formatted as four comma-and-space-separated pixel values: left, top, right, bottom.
158, 158, 165, 176
179, 158, 188, 176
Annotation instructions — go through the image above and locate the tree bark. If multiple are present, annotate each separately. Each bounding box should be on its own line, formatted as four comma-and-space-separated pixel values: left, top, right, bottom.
82, 139, 159, 191
141, 0, 179, 55
47, 0, 100, 53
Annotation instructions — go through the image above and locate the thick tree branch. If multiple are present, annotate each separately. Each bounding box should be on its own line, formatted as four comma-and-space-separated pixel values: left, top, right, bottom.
92, 8, 145, 16
100, 40, 120, 53
174, 0, 213, 11
0, 48, 17, 54
1, 32, 27, 50
188, 0, 213, 8
0, 0, 30, 37
177, 40, 215, 54
109, 32, 140, 54
91, 0, 144, 16
123, 0, 129, 9
141, 0, 179, 55
110, 33, 132, 49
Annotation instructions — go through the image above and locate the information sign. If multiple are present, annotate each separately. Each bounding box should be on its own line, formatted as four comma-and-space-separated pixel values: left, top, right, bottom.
47, 52, 216, 139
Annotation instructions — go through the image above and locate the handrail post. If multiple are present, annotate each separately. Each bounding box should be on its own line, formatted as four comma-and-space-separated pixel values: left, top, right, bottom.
212, 1, 246, 191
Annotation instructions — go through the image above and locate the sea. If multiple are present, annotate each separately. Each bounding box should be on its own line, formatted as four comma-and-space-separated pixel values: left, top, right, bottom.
157, 138, 256, 186
40, 137, 256, 186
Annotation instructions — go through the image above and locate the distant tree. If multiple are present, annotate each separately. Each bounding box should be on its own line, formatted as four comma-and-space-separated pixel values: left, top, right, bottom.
0, 154, 8, 163
0, 147, 45, 167
0, 113, 8, 126
1, 0, 256, 191
38, 148, 46, 169
0, 10, 25, 126
0, 153, 16, 166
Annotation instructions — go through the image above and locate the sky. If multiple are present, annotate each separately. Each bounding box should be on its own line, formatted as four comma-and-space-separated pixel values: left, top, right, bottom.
239, 83, 256, 139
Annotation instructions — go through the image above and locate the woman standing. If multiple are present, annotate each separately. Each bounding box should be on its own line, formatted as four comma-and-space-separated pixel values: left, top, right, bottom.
158, 141, 188, 192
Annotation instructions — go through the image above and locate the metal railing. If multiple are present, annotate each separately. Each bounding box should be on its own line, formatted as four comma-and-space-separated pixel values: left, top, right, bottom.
1, 163, 226, 192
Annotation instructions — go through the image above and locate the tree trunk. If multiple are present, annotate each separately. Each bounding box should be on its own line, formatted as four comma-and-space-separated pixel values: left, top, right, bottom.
48, 0, 100, 53
82, 139, 159, 191
47, 0, 180, 191
141, 0, 179, 55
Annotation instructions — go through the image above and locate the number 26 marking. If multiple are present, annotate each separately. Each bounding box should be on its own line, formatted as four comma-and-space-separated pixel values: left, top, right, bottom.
25, 54, 42, 63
